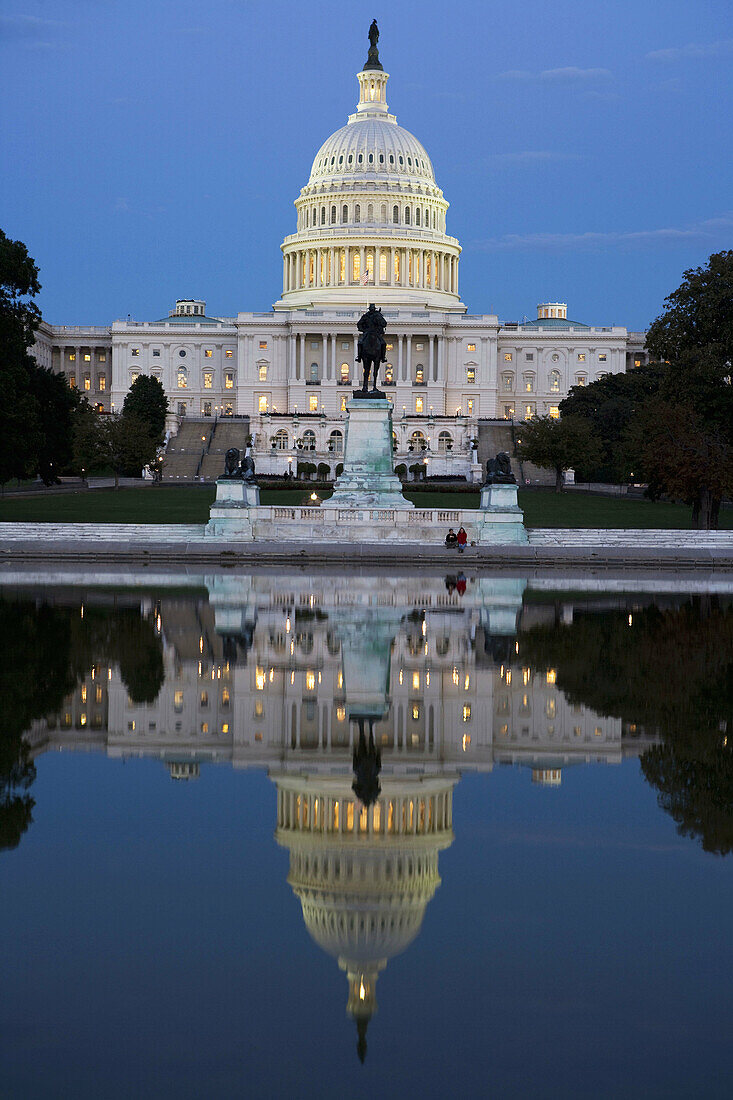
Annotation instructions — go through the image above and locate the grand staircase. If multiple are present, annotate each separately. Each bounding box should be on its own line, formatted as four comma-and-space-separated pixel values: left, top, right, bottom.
162, 418, 250, 482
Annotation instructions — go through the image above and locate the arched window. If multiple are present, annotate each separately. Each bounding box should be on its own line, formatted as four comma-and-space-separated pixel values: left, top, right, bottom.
381, 204, 387, 223
438, 431, 453, 453
389, 154, 394, 166
405, 207, 411, 225
415, 208, 421, 226
274, 429, 289, 450
177, 366, 188, 389
302, 430, 316, 451
425, 208, 430, 227
384, 363, 394, 383
309, 362, 319, 382
414, 363, 425, 385
340, 363, 350, 383
354, 204, 360, 223
502, 372, 514, 390
367, 203, 373, 221
352, 251, 361, 282
432, 210, 437, 229
409, 430, 427, 452
523, 374, 535, 393
393, 205, 399, 224
321, 206, 326, 225
549, 370, 561, 392
331, 205, 336, 224
305, 209, 309, 227
328, 430, 343, 453
342, 204, 348, 223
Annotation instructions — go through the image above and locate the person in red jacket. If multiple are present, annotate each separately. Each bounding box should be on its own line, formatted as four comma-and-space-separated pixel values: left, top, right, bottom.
457, 526, 468, 552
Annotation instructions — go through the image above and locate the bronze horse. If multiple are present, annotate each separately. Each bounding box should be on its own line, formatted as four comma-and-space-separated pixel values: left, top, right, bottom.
358, 329, 385, 393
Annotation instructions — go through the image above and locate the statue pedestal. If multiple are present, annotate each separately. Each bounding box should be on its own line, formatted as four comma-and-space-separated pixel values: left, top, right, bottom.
475, 481, 528, 544
321, 397, 412, 510
204, 478, 259, 538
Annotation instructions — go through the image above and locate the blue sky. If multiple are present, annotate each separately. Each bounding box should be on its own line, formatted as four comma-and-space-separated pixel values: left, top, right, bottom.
2, 0, 731, 329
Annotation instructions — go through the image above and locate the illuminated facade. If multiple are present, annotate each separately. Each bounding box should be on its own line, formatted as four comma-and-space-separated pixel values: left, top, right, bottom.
31, 31, 649, 482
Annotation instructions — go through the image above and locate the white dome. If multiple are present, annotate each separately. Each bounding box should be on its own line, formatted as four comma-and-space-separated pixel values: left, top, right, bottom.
309, 118, 436, 187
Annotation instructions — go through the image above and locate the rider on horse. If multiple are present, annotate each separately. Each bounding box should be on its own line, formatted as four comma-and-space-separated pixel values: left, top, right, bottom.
356, 303, 387, 365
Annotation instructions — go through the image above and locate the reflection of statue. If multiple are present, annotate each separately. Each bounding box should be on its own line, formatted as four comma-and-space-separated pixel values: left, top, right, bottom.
355, 304, 387, 393
364, 19, 382, 71
484, 452, 516, 485
352, 718, 381, 807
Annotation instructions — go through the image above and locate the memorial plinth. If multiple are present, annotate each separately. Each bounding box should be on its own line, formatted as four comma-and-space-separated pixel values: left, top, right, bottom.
205, 478, 259, 539
321, 397, 413, 511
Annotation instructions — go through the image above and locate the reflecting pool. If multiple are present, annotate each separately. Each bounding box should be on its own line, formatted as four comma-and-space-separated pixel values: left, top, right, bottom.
2, 570, 733, 1098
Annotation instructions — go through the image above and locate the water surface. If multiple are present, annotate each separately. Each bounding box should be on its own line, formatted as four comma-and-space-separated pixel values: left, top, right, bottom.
2, 571, 732, 1099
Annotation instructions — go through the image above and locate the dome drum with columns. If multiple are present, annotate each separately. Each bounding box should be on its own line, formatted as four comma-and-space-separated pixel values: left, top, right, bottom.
276, 41, 462, 312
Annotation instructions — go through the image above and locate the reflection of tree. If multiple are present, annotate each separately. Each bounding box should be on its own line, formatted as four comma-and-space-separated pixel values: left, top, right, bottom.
0, 601, 75, 850
519, 599, 733, 854
0, 596, 166, 851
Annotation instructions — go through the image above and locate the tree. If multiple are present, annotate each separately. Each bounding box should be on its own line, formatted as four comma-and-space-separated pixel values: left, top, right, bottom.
29, 365, 83, 484
72, 409, 159, 488
625, 398, 733, 529
517, 414, 603, 492
559, 363, 666, 481
646, 250, 733, 367
122, 374, 169, 442
0, 230, 43, 485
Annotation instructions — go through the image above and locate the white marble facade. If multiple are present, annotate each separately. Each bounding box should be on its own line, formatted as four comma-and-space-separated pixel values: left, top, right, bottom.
32, 42, 650, 478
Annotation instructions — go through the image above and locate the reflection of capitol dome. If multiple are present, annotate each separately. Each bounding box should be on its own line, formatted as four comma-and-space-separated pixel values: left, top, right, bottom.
274, 772, 455, 1061
276, 27, 462, 312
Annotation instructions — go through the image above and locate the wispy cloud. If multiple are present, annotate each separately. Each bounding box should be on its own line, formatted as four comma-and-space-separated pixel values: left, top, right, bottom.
471, 213, 733, 252
0, 14, 64, 47
497, 66, 612, 82
646, 38, 733, 61
485, 150, 584, 167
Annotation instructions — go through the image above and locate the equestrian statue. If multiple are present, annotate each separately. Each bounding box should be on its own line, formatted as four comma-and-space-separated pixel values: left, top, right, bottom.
355, 303, 387, 395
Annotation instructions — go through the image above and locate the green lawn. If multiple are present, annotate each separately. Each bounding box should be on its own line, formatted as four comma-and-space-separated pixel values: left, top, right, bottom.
0, 485, 729, 528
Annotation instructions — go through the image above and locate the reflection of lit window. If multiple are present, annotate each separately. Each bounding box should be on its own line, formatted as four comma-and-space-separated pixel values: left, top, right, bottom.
452, 667, 459, 686
255, 667, 265, 690
462, 733, 471, 751
594, 726, 602, 737
462, 704, 471, 722
254, 702, 264, 719
546, 669, 556, 684
81, 685, 87, 703
412, 672, 420, 690
174, 690, 184, 710
412, 705, 420, 721
306, 671, 316, 691
545, 699, 556, 718
523, 668, 531, 685
574, 726, 582, 737
222, 688, 230, 706
200, 691, 209, 706
464, 674, 470, 691
201, 722, 209, 734
505, 670, 512, 685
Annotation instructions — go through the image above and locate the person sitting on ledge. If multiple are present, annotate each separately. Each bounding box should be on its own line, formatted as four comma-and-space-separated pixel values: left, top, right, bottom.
457, 526, 468, 552
445, 528, 458, 549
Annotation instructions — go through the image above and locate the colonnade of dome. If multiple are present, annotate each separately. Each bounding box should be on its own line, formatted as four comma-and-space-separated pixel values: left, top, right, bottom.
276, 53, 462, 310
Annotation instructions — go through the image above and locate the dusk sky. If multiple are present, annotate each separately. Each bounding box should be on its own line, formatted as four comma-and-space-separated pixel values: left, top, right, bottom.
2, 0, 731, 329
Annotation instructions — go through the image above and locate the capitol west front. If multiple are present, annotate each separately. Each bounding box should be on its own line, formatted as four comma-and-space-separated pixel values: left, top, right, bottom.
33, 32, 647, 479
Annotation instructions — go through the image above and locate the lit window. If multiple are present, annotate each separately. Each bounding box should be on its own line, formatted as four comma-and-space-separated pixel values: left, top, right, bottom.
204, 372, 213, 389
84, 374, 91, 390
83, 353, 91, 362
130, 371, 139, 383
131, 348, 139, 357
466, 368, 475, 384
340, 395, 347, 412
467, 399, 474, 415
225, 372, 234, 389
415, 396, 424, 414
525, 377, 534, 392
69, 352, 76, 361
415, 343, 424, 351
525, 405, 534, 418
352, 251, 361, 282
309, 395, 318, 412
69, 377, 76, 388
502, 373, 513, 390
177, 367, 187, 388
504, 405, 514, 418
222, 722, 229, 734
225, 350, 233, 358
599, 353, 607, 362
98, 354, 106, 362
259, 341, 268, 349
462, 704, 471, 722
340, 363, 350, 383
258, 395, 268, 413
467, 343, 476, 352
415, 367, 424, 384
504, 353, 513, 361
549, 370, 561, 392
577, 353, 586, 362
259, 365, 267, 382
549, 406, 560, 419
577, 375, 586, 386
152, 349, 160, 357
205, 349, 212, 358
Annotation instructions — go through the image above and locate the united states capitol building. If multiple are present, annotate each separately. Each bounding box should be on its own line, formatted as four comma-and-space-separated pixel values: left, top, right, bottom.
33, 26, 648, 480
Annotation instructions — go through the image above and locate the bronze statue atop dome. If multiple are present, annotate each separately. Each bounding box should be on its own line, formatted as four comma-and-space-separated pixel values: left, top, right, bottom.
364, 19, 383, 71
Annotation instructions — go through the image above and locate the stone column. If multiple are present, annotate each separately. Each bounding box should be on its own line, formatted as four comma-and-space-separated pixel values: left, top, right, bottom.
331, 333, 337, 380
398, 335, 404, 380
329, 247, 335, 287
428, 336, 434, 381
288, 334, 296, 380
406, 337, 412, 382
360, 246, 366, 283
375, 245, 382, 286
